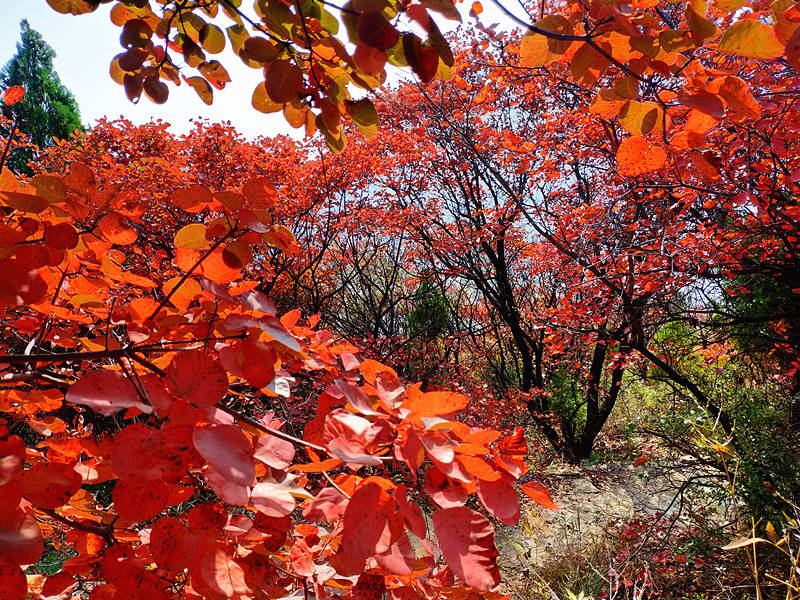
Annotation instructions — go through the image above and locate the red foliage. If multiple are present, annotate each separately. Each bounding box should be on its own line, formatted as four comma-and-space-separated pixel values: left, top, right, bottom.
0, 125, 555, 598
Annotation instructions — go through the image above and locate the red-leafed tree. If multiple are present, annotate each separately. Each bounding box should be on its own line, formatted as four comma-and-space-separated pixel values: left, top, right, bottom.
0, 89, 564, 599
329, 30, 800, 467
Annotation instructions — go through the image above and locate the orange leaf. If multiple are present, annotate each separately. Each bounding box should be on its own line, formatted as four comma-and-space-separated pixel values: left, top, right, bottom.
520, 481, 559, 509
616, 136, 667, 176
291, 457, 343, 472
359, 358, 398, 385
401, 389, 469, 417
2, 86, 25, 106
162, 276, 202, 312
97, 212, 138, 245
456, 454, 501, 482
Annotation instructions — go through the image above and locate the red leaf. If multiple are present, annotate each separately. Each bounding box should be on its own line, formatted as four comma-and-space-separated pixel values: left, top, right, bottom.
520, 481, 559, 509
0, 436, 24, 486
353, 573, 387, 600
66, 370, 151, 417
0, 558, 26, 600
477, 476, 520, 525
193, 425, 255, 487
403, 34, 440, 83
424, 466, 468, 508
492, 426, 528, 479
113, 478, 169, 522
421, 431, 456, 463
166, 350, 229, 407
40, 572, 78, 598
375, 371, 405, 411
432, 507, 500, 590
254, 433, 295, 470
358, 11, 400, 49
250, 481, 295, 517
0, 503, 43, 566
393, 428, 425, 473
375, 531, 415, 575
240, 340, 277, 388
193, 545, 249, 598
264, 59, 304, 104
18, 462, 81, 509
302, 487, 348, 522
393, 484, 426, 538
111, 423, 195, 482
206, 466, 250, 505
335, 482, 388, 575
336, 381, 378, 415
149, 516, 197, 572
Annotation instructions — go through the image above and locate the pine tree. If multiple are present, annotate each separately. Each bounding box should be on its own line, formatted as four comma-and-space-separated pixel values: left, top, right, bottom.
1, 20, 83, 173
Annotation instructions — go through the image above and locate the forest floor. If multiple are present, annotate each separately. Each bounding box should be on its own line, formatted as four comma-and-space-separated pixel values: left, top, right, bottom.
493, 436, 771, 600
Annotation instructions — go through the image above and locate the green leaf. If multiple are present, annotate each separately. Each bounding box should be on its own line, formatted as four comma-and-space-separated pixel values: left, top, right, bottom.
346, 98, 379, 137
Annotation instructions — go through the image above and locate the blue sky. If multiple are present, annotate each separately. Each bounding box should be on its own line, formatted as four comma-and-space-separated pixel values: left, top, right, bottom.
1, 1, 509, 139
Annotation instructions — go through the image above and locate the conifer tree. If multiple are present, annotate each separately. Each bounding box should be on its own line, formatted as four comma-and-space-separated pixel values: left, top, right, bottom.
0, 20, 82, 173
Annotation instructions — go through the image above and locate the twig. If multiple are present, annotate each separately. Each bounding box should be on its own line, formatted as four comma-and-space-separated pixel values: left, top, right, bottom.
41, 508, 117, 546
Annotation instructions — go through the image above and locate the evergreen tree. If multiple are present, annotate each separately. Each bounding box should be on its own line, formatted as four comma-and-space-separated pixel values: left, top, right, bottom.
1, 20, 83, 173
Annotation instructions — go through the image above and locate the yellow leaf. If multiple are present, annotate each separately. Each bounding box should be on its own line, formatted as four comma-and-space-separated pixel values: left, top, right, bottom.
174, 223, 209, 250
765, 521, 778, 541
721, 536, 768, 550
252, 82, 283, 114
619, 101, 663, 136
718, 20, 784, 59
